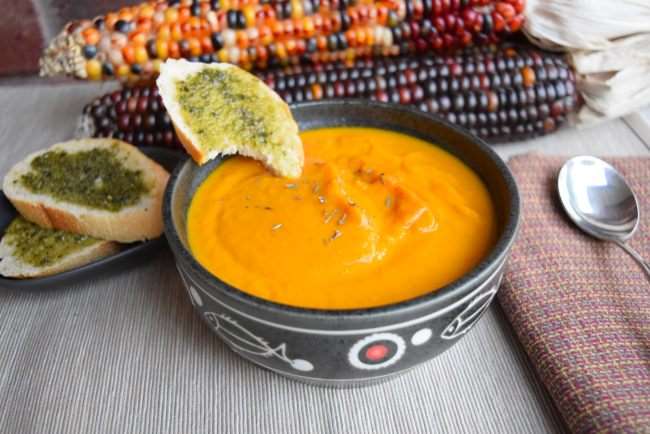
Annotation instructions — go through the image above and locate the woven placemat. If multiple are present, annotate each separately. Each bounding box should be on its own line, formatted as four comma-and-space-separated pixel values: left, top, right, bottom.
499, 155, 650, 433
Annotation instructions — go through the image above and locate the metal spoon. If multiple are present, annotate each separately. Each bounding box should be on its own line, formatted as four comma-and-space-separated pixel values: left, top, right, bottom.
558, 156, 650, 278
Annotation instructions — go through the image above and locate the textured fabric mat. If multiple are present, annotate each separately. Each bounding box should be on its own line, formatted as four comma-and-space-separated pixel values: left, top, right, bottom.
0, 257, 561, 434
499, 155, 650, 433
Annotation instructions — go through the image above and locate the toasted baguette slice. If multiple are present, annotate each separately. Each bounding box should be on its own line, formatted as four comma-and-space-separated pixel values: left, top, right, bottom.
157, 59, 303, 178
0, 217, 120, 278
3, 139, 169, 243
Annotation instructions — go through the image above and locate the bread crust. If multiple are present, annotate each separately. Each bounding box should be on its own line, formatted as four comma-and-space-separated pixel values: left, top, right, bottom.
2, 139, 169, 243
173, 123, 205, 164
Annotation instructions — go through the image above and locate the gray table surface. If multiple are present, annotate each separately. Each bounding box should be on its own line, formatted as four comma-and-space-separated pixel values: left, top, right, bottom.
1, 81, 649, 434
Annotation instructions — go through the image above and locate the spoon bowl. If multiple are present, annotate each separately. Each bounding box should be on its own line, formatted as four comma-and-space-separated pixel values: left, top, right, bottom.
558, 155, 649, 277
558, 156, 639, 241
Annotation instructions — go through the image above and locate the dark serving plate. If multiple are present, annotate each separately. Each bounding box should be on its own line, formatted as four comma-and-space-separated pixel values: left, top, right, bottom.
0, 146, 185, 290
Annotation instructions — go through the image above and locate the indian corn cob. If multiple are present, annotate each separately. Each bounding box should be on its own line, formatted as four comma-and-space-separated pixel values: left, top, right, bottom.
41, 0, 525, 82
79, 43, 578, 144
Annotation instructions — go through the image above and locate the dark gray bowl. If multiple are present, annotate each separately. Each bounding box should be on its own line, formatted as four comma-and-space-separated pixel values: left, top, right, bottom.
164, 101, 520, 387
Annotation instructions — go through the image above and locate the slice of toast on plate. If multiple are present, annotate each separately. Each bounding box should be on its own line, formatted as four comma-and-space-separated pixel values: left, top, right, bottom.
0, 217, 119, 278
3, 139, 169, 243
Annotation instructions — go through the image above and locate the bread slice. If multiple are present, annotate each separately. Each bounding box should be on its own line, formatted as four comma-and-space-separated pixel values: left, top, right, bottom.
0, 217, 120, 278
2, 139, 169, 243
157, 59, 303, 178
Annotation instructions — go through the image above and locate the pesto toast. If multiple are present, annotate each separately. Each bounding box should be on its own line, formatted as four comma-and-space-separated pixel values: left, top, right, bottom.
157, 59, 304, 178
0, 217, 119, 278
3, 139, 169, 243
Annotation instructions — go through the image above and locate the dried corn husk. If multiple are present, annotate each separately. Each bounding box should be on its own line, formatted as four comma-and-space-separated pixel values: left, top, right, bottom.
524, 0, 650, 124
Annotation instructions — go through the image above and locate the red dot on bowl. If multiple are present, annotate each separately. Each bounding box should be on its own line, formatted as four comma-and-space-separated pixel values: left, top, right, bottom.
365, 344, 389, 361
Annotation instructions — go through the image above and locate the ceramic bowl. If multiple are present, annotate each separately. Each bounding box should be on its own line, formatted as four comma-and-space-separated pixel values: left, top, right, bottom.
164, 100, 520, 387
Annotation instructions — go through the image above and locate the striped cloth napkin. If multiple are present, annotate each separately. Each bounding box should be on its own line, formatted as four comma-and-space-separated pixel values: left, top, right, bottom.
498, 155, 650, 434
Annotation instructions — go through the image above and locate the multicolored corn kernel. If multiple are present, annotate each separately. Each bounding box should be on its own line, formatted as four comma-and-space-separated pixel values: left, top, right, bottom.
40, 0, 526, 81
79, 43, 578, 145
79, 85, 182, 149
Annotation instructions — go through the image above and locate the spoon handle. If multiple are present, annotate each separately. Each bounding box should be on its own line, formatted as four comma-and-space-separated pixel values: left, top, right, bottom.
615, 240, 650, 280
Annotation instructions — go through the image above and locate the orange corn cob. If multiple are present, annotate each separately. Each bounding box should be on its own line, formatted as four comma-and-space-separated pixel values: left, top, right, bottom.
41, 0, 525, 82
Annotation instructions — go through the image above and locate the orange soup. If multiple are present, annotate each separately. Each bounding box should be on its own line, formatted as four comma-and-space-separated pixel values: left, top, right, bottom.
187, 127, 497, 309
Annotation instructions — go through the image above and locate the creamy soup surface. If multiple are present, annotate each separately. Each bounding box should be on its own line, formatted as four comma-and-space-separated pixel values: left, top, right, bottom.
188, 127, 497, 309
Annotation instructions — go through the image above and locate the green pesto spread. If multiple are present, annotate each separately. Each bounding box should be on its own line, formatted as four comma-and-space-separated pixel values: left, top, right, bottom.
176, 68, 286, 156
19, 145, 150, 212
3, 217, 99, 267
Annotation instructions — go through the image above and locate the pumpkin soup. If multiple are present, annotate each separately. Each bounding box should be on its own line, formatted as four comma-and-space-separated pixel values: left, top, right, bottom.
187, 127, 496, 309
